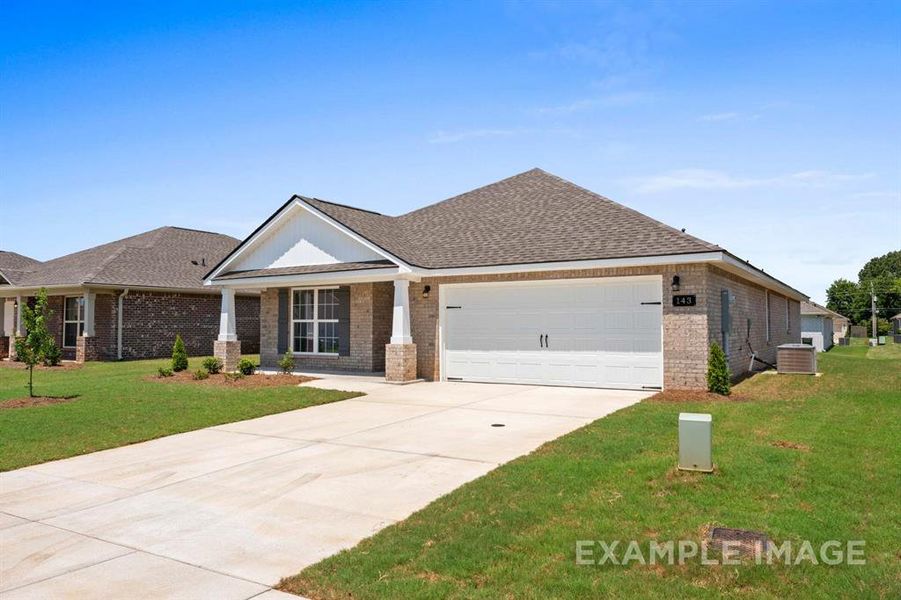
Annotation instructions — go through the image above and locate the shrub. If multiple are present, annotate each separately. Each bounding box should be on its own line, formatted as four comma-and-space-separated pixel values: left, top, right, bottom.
278, 351, 295, 375
202, 357, 223, 375
192, 369, 209, 381
171, 335, 188, 372
236, 358, 256, 376
157, 366, 173, 378
43, 342, 62, 367
707, 342, 731, 396
224, 371, 245, 382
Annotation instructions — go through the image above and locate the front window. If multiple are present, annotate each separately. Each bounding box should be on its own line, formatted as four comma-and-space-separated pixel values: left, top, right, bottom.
292, 288, 339, 354
64, 296, 85, 347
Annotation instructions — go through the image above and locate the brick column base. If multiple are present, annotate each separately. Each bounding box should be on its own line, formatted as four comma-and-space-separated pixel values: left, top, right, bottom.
8, 336, 20, 361
214, 340, 242, 372
385, 343, 417, 382
76, 336, 101, 363
0, 336, 9, 360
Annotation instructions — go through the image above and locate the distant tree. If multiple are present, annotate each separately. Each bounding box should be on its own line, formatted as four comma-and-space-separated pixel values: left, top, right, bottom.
857, 251, 901, 323
826, 278, 866, 322
858, 250, 901, 281
14, 289, 56, 397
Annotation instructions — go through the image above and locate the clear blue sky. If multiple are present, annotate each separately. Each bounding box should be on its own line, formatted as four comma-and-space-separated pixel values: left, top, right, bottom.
2, 0, 899, 302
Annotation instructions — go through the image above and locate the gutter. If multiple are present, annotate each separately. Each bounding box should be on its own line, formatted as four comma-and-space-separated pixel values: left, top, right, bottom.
117, 288, 129, 360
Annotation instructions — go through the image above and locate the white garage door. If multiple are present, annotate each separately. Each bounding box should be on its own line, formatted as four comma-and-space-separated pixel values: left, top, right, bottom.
442, 277, 663, 390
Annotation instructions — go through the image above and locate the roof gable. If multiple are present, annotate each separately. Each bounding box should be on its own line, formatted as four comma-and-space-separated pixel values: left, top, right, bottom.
228, 201, 387, 273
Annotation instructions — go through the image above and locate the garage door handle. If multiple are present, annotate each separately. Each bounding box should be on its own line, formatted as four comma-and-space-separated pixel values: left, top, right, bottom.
546, 334, 549, 348
539, 334, 544, 348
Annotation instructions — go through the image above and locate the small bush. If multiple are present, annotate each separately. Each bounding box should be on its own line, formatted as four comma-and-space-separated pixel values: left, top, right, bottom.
171, 335, 188, 372
278, 351, 295, 375
224, 371, 245, 382
157, 367, 173, 378
192, 369, 209, 381
202, 357, 223, 375
43, 342, 62, 367
236, 358, 256, 376
707, 342, 731, 395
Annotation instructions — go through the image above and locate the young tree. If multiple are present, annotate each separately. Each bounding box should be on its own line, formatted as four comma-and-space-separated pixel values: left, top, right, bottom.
706, 342, 731, 396
14, 289, 56, 397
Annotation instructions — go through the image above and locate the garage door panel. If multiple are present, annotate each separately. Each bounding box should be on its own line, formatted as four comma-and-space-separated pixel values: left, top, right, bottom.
444, 278, 663, 390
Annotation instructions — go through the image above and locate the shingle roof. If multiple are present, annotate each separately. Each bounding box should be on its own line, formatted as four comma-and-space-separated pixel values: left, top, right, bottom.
215, 260, 395, 281
3, 227, 239, 290
302, 168, 721, 269
0, 251, 42, 284
801, 300, 848, 320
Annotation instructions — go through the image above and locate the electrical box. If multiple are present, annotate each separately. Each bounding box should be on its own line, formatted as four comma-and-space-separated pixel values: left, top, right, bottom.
678, 413, 713, 472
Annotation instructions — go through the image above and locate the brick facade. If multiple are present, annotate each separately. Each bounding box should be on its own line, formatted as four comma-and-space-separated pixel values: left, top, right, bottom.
5, 290, 260, 362
385, 343, 417, 382
259, 282, 393, 372
252, 263, 801, 389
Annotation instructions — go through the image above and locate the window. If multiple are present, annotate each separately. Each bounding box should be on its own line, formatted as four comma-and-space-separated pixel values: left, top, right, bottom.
765, 291, 771, 343
292, 288, 340, 354
63, 296, 85, 347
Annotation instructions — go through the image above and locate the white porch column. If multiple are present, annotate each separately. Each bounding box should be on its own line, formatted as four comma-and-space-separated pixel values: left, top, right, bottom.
82, 291, 96, 337
217, 287, 238, 342
390, 279, 412, 344
15, 295, 25, 336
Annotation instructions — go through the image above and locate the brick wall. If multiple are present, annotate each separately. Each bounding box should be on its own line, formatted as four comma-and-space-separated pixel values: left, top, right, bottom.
116, 291, 259, 360
260, 283, 391, 372
705, 266, 800, 378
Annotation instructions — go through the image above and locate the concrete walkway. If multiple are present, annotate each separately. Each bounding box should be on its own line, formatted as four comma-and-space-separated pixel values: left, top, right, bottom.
0, 378, 649, 599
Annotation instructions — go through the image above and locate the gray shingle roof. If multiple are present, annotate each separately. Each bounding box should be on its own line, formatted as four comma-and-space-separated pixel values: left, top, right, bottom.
215, 260, 395, 281
302, 168, 721, 269
0, 251, 42, 284
801, 300, 848, 320
3, 227, 239, 290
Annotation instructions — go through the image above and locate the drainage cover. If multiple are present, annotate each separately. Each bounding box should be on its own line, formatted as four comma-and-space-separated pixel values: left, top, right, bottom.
709, 527, 771, 554
491, 423, 505, 427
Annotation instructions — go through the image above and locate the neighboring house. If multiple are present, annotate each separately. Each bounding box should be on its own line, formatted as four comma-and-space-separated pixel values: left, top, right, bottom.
892, 313, 901, 338
0, 227, 260, 362
801, 300, 848, 351
205, 169, 805, 390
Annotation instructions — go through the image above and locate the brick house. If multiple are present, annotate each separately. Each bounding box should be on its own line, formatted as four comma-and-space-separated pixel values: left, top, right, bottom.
205, 169, 804, 390
0, 228, 259, 362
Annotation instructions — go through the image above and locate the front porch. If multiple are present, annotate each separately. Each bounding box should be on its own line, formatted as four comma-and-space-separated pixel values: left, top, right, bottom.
1, 291, 103, 363
213, 276, 422, 383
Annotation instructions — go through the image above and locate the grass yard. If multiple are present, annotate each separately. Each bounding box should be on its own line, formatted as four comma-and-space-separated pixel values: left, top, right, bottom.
0, 356, 358, 471
283, 342, 900, 599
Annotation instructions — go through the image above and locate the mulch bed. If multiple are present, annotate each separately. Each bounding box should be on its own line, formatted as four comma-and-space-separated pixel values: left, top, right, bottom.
1, 396, 78, 409
0, 361, 82, 371
147, 371, 317, 388
647, 390, 751, 403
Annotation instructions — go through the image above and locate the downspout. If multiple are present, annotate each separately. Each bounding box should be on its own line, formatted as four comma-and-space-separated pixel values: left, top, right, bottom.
117, 288, 129, 360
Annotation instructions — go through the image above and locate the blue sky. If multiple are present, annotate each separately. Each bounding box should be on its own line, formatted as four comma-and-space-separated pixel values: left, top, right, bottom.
2, 0, 899, 302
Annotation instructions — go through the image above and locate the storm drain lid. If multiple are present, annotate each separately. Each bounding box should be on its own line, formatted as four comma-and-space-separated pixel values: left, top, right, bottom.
709, 527, 771, 554
491, 423, 505, 427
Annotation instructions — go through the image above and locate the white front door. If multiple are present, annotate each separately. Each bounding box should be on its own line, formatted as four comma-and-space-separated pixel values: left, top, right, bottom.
442, 277, 663, 390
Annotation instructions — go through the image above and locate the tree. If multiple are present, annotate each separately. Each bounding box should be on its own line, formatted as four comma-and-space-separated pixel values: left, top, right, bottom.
171, 335, 188, 372
14, 289, 57, 397
858, 250, 901, 281
858, 251, 901, 323
826, 278, 866, 323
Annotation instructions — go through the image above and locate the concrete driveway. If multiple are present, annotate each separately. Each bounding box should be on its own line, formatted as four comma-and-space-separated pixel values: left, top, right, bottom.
0, 378, 648, 599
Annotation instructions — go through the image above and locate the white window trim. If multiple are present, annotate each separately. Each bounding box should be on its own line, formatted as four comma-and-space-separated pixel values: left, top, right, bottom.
290, 286, 340, 356
63, 295, 84, 348
765, 291, 771, 343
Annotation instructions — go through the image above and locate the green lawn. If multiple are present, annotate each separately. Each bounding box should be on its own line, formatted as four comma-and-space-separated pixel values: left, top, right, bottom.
0, 356, 358, 471
283, 343, 900, 599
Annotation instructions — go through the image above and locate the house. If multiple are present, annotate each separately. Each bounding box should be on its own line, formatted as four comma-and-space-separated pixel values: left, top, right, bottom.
204, 169, 806, 390
800, 300, 848, 351
892, 313, 901, 340
0, 227, 260, 362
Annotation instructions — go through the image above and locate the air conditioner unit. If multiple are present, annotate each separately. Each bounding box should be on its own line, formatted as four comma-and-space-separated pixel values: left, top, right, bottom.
777, 344, 817, 374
